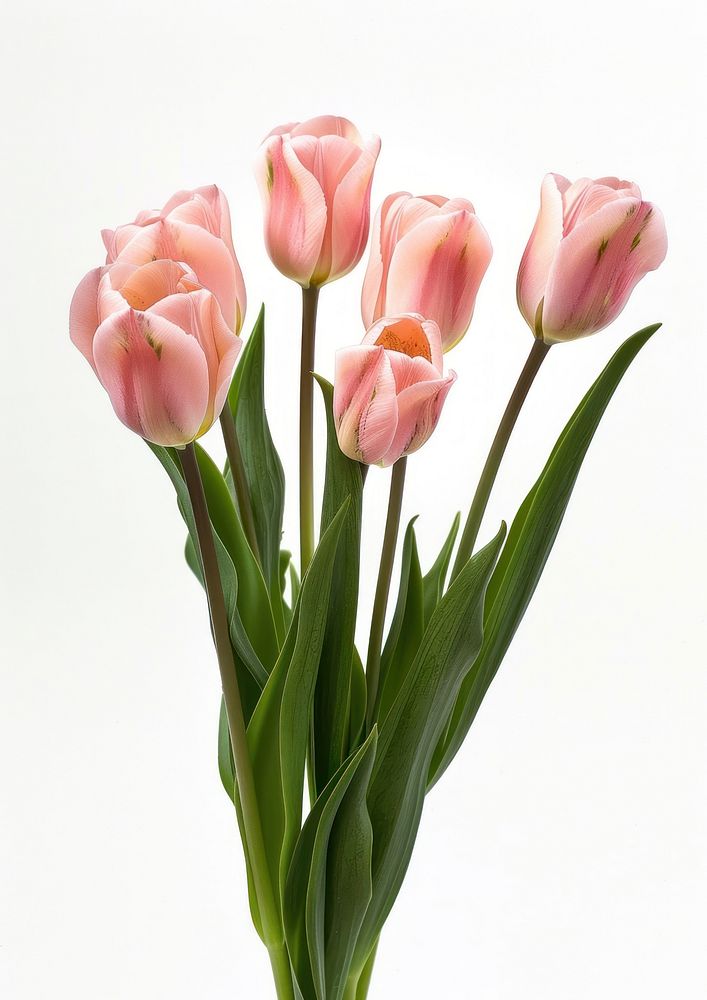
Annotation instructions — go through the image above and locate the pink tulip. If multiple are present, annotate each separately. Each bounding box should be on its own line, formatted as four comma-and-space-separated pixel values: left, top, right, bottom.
334, 314, 456, 467
101, 185, 247, 333
361, 193, 493, 352
255, 115, 381, 288
517, 174, 667, 344
70, 259, 241, 447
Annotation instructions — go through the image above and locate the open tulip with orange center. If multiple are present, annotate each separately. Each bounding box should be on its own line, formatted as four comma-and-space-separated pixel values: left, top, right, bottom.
334, 314, 456, 467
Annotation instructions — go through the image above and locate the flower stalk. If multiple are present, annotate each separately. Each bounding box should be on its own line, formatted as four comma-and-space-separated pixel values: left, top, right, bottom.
366, 457, 407, 728
180, 443, 293, 1000
299, 285, 320, 574
451, 338, 551, 580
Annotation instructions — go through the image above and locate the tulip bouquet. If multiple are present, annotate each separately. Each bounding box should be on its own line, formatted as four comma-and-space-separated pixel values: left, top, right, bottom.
70, 116, 667, 999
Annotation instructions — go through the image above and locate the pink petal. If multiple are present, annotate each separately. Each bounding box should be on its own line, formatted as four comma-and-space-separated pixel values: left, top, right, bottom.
291, 116, 363, 145
361, 193, 411, 329
70, 267, 104, 369
149, 290, 241, 432
333, 345, 398, 465
255, 135, 327, 287
382, 371, 457, 466
92, 308, 210, 446
327, 135, 381, 283
110, 259, 197, 312
517, 173, 567, 335
542, 197, 667, 342
165, 220, 242, 331
385, 209, 493, 351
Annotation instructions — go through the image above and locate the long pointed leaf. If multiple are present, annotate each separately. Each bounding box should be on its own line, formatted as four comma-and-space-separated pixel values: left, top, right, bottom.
247, 500, 351, 905
227, 305, 287, 631
311, 377, 364, 794
422, 512, 461, 625
354, 526, 506, 965
284, 731, 377, 1000
376, 518, 424, 723
148, 444, 265, 718
429, 323, 660, 786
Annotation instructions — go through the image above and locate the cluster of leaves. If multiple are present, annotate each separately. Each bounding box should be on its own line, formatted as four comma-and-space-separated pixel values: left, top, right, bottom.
151, 308, 658, 1000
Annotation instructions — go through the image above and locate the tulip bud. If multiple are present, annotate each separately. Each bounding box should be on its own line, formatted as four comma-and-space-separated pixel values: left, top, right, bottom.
517, 174, 667, 344
334, 314, 456, 467
361, 193, 493, 352
255, 115, 381, 288
70, 259, 241, 447
101, 185, 247, 333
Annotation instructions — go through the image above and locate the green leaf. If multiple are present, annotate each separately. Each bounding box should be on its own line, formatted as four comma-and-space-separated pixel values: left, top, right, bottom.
311, 377, 364, 795
422, 512, 461, 625
284, 730, 377, 1000
376, 518, 424, 723
247, 500, 351, 907
347, 648, 367, 754
217, 697, 235, 800
429, 323, 660, 786
354, 526, 506, 965
148, 444, 265, 718
194, 443, 279, 671
227, 305, 287, 628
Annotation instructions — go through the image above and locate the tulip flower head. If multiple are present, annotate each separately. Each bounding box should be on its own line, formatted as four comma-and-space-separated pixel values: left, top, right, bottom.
334, 314, 456, 467
517, 174, 667, 344
361, 192, 493, 352
101, 185, 247, 333
255, 115, 381, 288
70, 187, 245, 447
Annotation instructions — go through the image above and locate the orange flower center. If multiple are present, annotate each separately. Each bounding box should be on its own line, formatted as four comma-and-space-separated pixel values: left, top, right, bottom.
375, 317, 431, 361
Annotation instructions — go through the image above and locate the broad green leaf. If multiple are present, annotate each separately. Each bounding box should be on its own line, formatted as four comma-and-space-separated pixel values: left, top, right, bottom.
148, 444, 265, 718
376, 518, 424, 723
283, 730, 377, 1000
354, 526, 506, 966
194, 443, 279, 671
227, 305, 287, 631
429, 323, 660, 786
311, 377, 364, 795
247, 501, 350, 906
422, 512, 461, 625
321, 731, 377, 1000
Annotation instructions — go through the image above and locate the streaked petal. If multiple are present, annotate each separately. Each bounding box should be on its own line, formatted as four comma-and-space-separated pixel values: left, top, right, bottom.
382, 371, 457, 466
542, 196, 666, 341
93, 308, 209, 446
149, 290, 241, 431
361, 192, 411, 328
328, 136, 380, 282
255, 135, 327, 286
333, 345, 397, 465
385, 209, 493, 351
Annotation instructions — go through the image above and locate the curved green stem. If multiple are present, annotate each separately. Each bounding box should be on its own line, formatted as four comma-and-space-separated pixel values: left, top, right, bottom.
451, 339, 551, 581
219, 410, 261, 564
299, 286, 320, 575
366, 458, 407, 729
180, 444, 293, 1000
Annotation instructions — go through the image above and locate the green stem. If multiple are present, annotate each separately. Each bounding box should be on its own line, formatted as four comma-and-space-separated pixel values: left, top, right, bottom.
219, 410, 261, 564
180, 444, 293, 1000
451, 339, 551, 581
366, 458, 407, 729
299, 285, 320, 575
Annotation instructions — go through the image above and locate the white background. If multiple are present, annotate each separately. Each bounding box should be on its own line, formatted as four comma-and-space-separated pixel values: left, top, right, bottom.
1, 1, 706, 997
